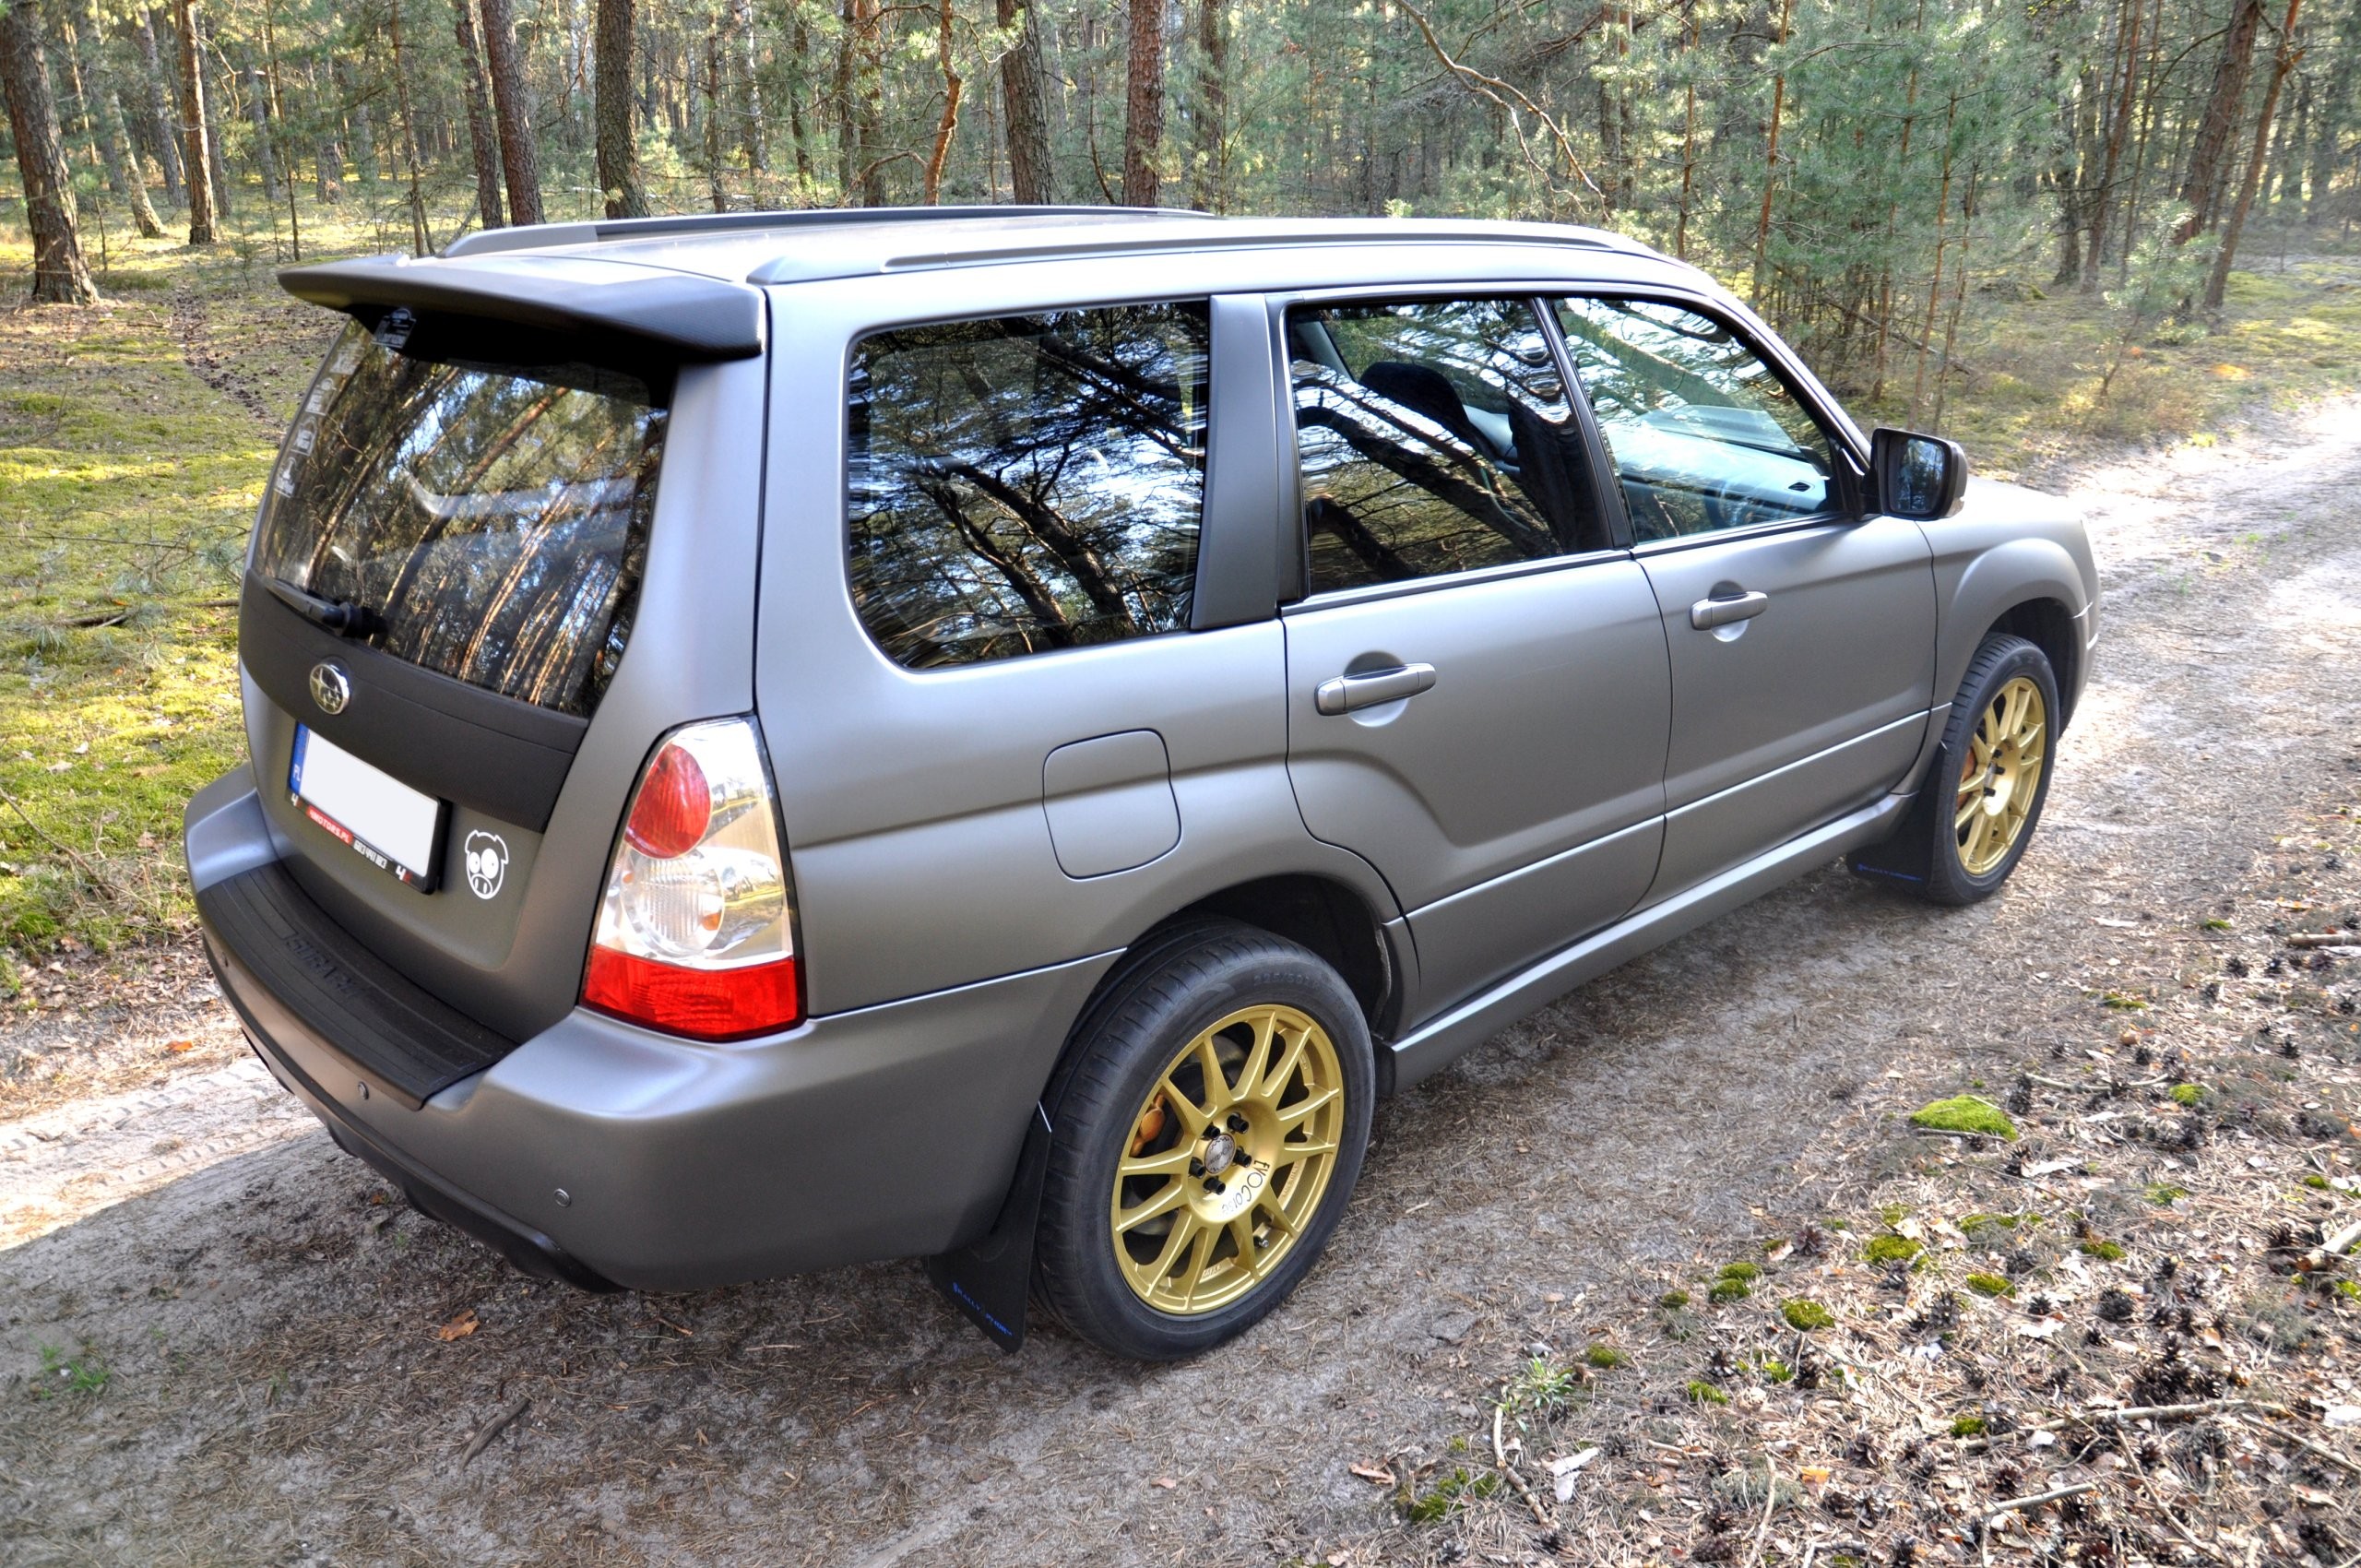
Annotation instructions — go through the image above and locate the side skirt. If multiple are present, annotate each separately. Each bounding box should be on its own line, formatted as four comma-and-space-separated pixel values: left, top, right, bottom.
1387, 790, 1913, 1091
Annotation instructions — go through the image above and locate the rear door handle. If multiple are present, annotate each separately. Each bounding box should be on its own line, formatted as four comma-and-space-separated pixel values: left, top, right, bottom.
1315, 662, 1438, 716
1690, 590, 1770, 630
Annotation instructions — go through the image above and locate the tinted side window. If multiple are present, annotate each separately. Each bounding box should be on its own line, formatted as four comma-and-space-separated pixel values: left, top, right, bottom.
1553, 297, 1835, 541
1289, 298, 1605, 596
848, 303, 1209, 669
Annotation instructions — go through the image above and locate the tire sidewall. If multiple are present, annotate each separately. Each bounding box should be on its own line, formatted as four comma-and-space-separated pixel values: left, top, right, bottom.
1036, 928, 1374, 1360
1928, 636, 2060, 902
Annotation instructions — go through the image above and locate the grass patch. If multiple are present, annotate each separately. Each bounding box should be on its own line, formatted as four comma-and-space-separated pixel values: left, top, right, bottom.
1685, 1379, 1729, 1406
2146, 1183, 2191, 1206
1398, 1467, 1500, 1524
30, 1344, 109, 1398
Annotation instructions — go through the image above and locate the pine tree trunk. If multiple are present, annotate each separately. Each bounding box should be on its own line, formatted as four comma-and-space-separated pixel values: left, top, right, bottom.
386, 0, 428, 253
998, 0, 1053, 203
1, 0, 100, 301
2205, 0, 2305, 307
1750, 0, 1797, 303
452, 0, 503, 226
69, 0, 164, 235
731, 0, 763, 174
2307, 14, 2356, 220
196, 9, 231, 220
704, 24, 727, 210
852, 0, 883, 203
919, 0, 961, 202
1121, 0, 1163, 206
477, 0, 543, 224
132, 8, 184, 201
2082, 0, 2145, 286
595, 0, 647, 216
834, 0, 857, 199
2176, 0, 2264, 240
243, 58, 279, 202
172, 0, 214, 240
1186, 0, 1224, 210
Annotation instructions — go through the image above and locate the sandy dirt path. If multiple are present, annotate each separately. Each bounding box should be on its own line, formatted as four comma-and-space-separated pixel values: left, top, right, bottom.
1, 398, 2357, 1566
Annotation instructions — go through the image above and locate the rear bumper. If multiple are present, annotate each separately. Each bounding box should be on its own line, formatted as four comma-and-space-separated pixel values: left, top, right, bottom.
188, 770, 1118, 1291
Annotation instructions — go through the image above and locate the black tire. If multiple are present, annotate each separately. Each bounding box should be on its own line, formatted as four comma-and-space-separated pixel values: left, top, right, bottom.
1032, 920, 1374, 1360
1909, 633, 2060, 906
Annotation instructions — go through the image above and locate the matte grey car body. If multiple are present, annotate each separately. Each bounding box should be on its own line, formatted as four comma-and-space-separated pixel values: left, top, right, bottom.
187, 210, 2097, 1340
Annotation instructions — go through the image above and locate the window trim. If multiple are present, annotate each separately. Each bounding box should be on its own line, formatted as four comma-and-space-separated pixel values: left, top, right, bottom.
839, 296, 1220, 672
1548, 287, 1873, 555
1271, 287, 1630, 609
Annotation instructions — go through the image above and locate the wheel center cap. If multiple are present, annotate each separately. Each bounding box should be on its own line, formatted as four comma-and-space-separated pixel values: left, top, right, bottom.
1201, 1132, 1239, 1176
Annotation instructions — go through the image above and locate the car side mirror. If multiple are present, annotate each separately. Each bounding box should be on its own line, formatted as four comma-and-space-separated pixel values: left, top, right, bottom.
1870, 427, 1969, 520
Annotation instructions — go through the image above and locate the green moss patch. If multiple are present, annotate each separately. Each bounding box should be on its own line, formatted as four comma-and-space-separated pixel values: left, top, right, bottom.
1584, 1342, 1631, 1369
1950, 1414, 1987, 1438
2080, 1240, 2126, 1261
2169, 1083, 2211, 1107
1685, 1380, 1729, 1406
1658, 1289, 1692, 1309
1708, 1278, 1752, 1305
1910, 1096, 2020, 1140
1862, 1234, 1924, 1265
1717, 1261, 1762, 1283
1780, 1299, 1835, 1331
1965, 1273, 2016, 1298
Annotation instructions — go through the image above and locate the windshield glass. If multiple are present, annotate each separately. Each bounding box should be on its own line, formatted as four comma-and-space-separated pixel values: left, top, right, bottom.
252, 321, 668, 716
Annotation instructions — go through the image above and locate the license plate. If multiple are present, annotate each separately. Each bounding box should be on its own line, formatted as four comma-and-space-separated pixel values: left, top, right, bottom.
290, 727, 446, 892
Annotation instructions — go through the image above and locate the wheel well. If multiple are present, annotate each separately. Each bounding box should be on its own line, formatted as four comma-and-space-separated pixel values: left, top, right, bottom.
1987, 599, 2080, 726
1146, 875, 1396, 1041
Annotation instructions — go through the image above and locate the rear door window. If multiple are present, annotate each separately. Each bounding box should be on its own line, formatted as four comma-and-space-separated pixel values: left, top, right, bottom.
847, 302, 1210, 670
254, 321, 668, 716
1288, 297, 1606, 595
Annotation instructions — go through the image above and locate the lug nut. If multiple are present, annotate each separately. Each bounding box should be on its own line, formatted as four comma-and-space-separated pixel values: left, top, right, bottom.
1188, 1158, 1205, 1177
1227, 1113, 1249, 1134
1202, 1176, 1223, 1194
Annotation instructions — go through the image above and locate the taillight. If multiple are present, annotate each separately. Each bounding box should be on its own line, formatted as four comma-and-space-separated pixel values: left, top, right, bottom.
582, 718, 801, 1040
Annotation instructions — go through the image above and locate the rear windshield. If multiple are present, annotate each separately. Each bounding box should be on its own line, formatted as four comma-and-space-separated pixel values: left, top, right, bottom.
253, 320, 669, 716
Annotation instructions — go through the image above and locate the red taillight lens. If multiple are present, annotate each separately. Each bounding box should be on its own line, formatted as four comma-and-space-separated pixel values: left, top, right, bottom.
584, 718, 801, 1039
583, 947, 800, 1042
623, 742, 711, 859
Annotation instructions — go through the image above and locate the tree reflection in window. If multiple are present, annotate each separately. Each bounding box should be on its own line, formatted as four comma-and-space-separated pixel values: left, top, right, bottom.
848, 303, 1210, 669
254, 323, 667, 717
1552, 297, 1834, 540
1290, 298, 1599, 595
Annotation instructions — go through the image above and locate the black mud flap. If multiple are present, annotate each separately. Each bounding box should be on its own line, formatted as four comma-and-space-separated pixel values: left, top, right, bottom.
1848, 785, 1936, 888
924, 1102, 1052, 1353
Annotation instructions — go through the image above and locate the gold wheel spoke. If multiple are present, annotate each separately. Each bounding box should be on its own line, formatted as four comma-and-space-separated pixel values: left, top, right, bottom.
1236, 1011, 1278, 1107
1157, 1075, 1212, 1137
1192, 1035, 1234, 1111
1119, 1145, 1197, 1181
1257, 1199, 1299, 1238
1954, 793, 1981, 830
1145, 1209, 1199, 1282
1272, 1139, 1339, 1168
1178, 1224, 1216, 1307
1275, 1086, 1340, 1130
1227, 1215, 1262, 1279
1261, 1026, 1311, 1104
1115, 1181, 1190, 1234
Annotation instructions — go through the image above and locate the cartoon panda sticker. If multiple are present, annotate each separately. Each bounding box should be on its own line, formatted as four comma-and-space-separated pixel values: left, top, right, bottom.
464, 831, 509, 900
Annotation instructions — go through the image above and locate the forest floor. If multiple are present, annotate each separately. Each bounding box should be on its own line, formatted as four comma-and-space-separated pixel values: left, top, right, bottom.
0, 218, 2356, 1565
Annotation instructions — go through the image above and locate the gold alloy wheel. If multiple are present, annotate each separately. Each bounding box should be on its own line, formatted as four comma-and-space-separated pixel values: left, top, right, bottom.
1109, 1004, 1346, 1315
1955, 674, 2047, 876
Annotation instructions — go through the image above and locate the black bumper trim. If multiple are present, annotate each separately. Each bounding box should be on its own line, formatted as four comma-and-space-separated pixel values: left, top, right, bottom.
196, 862, 514, 1107
207, 933, 619, 1293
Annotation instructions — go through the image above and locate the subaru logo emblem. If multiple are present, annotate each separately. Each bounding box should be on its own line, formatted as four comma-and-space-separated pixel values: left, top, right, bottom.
308, 660, 350, 716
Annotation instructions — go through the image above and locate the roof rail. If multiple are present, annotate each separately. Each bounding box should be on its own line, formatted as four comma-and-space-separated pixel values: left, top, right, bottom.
745, 224, 1628, 286
445, 204, 1202, 259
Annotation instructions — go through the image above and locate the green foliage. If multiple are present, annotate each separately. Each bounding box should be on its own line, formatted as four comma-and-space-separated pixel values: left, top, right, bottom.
2146, 1184, 2191, 1206
1685, 1380, 1729, 1406
2080, 1240, 2127, 1261
1659, 1289, 1692, 1309
1781, 1300, 1835, 1332
1717, 1261, 1762, 1283
1503, 1357, 1584, 1414
1584, 1343, 1631, 1370
1758, 1359, 1794, 1384
1950, 1414, 1987, 1438
2301, 1175, 2331, 1191
31, 1344, 109, 1398
1965, 1273, 2015, 1298
1399, 1467, 1500, 1524
2169, 1083, 2211, 1107
1708, 1278, 1752, 1305
1909, 1097, 2020, 1140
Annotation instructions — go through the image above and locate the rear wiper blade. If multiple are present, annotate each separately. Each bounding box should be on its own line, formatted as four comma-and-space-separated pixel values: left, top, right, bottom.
262, 575, 386, 640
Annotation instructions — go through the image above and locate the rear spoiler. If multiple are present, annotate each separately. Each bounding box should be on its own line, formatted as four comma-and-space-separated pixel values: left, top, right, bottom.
277, 255, 764, 362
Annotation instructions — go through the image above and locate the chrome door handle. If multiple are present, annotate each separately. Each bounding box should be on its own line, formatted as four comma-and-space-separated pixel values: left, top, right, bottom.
1690, 590, 1769, 630
1315, 662, 1438, 716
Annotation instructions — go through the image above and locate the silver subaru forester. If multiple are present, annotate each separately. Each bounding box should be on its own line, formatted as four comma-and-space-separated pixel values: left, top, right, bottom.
185, 208, 2098, 1360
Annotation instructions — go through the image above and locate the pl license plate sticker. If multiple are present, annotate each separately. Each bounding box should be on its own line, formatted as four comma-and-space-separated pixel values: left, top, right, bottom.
290, 727, 446, 892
